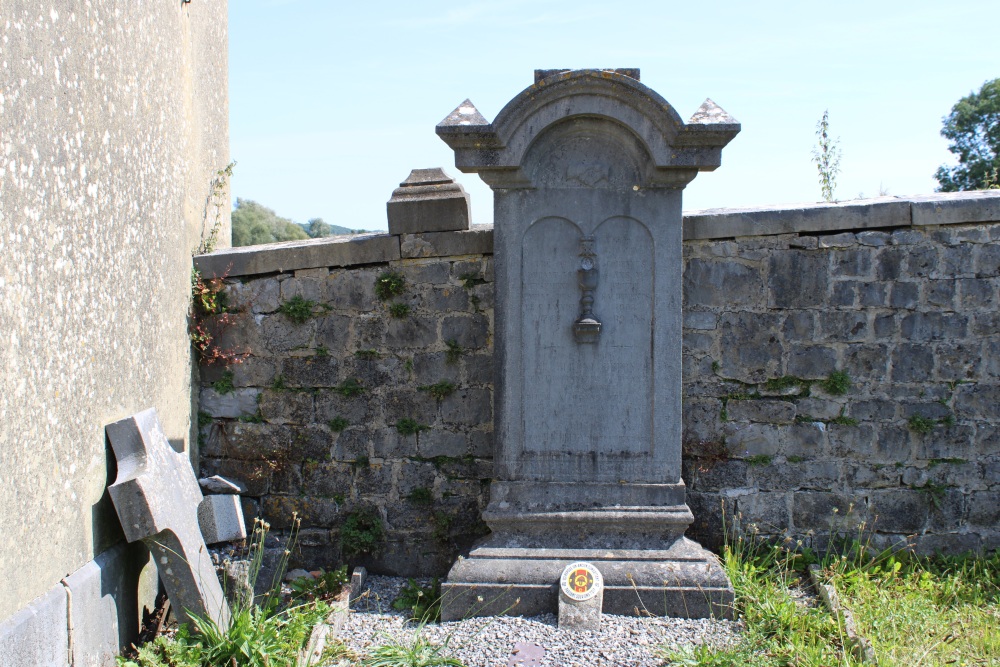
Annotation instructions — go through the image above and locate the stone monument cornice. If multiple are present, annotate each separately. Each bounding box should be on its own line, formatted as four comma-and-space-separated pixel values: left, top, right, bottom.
437, 69, 740, 189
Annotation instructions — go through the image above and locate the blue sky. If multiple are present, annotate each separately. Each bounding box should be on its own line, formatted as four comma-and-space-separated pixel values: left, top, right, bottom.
229, 0, 999, 231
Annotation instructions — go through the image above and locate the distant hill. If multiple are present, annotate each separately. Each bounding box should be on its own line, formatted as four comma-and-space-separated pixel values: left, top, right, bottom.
231, 198, 372, 247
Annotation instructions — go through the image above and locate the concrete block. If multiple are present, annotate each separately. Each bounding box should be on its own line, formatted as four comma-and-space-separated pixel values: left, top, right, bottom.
387, 168, 471, 235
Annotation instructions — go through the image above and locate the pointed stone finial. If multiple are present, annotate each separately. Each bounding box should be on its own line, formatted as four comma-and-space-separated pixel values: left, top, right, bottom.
387, 168, 471, 235
688, 98, 739, 125
437, 99, 490, 128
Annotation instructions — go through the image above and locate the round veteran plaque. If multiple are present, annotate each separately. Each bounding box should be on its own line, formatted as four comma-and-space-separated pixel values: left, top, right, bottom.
559, 562, 603, 602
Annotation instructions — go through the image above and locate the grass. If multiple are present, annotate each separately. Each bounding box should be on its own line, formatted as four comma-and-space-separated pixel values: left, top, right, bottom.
361, 627, 463, 667
279, 295, 316, 324
659, 527, 1000, 667
375, 271, 406, 301
418, 380, 456, 401
396, 418, 430, 436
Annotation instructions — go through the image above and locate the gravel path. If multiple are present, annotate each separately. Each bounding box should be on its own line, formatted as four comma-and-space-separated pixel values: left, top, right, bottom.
339, 576, 743, 667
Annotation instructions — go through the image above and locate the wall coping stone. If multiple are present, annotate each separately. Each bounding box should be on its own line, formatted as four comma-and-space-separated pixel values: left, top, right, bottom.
195, 191, 1000, 278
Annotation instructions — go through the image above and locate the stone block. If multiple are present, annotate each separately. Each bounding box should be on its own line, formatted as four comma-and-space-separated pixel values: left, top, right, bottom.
818, 311, 868, 342
830, 281, 855, 307
463, 353, 493, 385
754, 460, 839, 492
877, 247, 905, 281
786, 345, 838, 379
782, 422, 828, 458
933, 343, 980, 381
683, 458, 748, 492
683, 310, 718, 330
904, 245, 937, 278
301, 461, 354, 499
314, 313, 353, 352
261, 315, 316, 353
936, 245, 975, 279
280, 274, 327, 303
315, 392, 372, 429
818, 232, 858, 248
954, 383, 1000, 419
909, 191, 1000, 226
199, 388, 260, 419
782, 311, 815, 342
259, 390, 314, 424
891, 344, 934, 383
967, 492, 1000, 527
327, 268, 379, 311
792, 492, 864, 532
396, 459, 438, 497
683, 259, 764, 307
387, 168, 471, 235
683, 332, 713, 353
441, 388, 492, 426
873, 314, 896, 339
441, 314, 490, 350
975, 243, 1000, 277
333, 428, 373, 461
736, 492, 790, 529
200, 458, 271, 496
727, 399, 796, 424
412, 352, 460, 386
468, 430, 494, 458
385, 315, 438, 349
847, 399, 896, 422
842, 344, 890, 383
867, 490, 929, 533
914, 533, 981, 556
900, 312, 968, 342
857, 231, 890, 246
418, 429, 467, 458
957, 278, 995, 310
198, 494, 248, 544
683, 399, 724, 444
891, 229, 926, 245
270, 461, 304, 495
830, 248, 872, 277
915, 425, 975, 461
224, 423, 294, 460
383, 388, 438, 426
719, 312, 783, 382
426, 286, 470, 312
194, 233, 401, 278
558, 563, 603, 631
889, 282, 919, 308
842, 463, 901, 490
399, 225, 493, 259
724, 423, 782, 458
768, 250, 829, 308
354, 463, 394, 496
372, 428, 416, 459
263, 495, 341, 529
795, 398, 843, 421
0, 585, 68, 667
856, 281, 888, 307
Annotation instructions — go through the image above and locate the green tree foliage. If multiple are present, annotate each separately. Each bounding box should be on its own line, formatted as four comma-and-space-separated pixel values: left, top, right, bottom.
935, 78, 1000, 191
231, 198, 309, 246
306, 217, 333, 238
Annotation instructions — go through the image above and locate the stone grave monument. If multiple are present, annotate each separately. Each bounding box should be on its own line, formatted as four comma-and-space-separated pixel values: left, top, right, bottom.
106, 409, 230, 626
436, 69, 739, 620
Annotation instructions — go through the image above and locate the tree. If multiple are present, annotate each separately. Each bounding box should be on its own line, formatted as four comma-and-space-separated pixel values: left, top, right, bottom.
306, 218, 333, 238
231, 199, 309, 247
935, 78, 1000, 191
811, 109, 842, 202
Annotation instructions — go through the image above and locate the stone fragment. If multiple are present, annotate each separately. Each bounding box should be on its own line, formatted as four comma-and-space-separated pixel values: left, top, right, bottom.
199, 475, 245, 495
350, 567, 367, 602
106, 409, 230, 625
558, 562, 604, 631
198, 494, 248, 545
387, 168, 471, 235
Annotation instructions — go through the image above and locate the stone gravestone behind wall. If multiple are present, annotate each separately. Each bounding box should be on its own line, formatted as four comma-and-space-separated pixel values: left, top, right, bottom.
106, 409, 230, 626
437, 69, 740, 620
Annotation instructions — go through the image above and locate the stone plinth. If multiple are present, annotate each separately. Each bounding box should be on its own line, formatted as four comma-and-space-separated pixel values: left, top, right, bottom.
436, 68, 739, 620
387, 167, 471, 235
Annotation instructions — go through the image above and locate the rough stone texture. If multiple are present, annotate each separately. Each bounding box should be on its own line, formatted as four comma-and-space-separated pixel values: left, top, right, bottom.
107, 410, 229, 626
0, 586, 67, 667
198, 194, 1000, 579
0, 0, 229, 644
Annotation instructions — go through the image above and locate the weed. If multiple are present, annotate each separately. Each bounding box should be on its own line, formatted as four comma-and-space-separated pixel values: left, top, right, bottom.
189, 268, 248, 366
914, 480, 949, 509
397, 418, 430, 436
340, 507, 385, 560
829, 407, 858, 426
458, 272, 486, 289
418, 380, 456, 401
196, 161, 236, 255
404, 358, 414, 374
279, 295, 316, 324
812, 109, 842, 202
787, 455, 805, 463
328, 417, 350, 432
908, 414, 937, 434
316, 344, 329, 357
746, 454, 773, 467
375, 271, 406, 301
939, 414, 956, 427
355, 349, 381, 360
334, 378, 364, 398
391, 579, 443, 623
819, 371, 852, 395
431, 511, 452, 542
795, 414, 819, 424
711, 360, 721, 373
271, 375, 287, 391
288, 565, 349, 602
928, 457, 966, 467
445, 339, 463, 363
238, 412, 264, 424
212, 371, 235, 395
352, 455, 370, 469
763, 376, 805, 393
388, 302, 409, 318
197, 411, 213, 428
469, 294, 481, 311
360, 626, 461, 667
407, 487, 434, 505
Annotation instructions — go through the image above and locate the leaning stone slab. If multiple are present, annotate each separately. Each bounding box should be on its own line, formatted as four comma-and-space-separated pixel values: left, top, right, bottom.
387, 168, 471, 235
198, 494, 247, 544
106, 409, 230, 626
194, 232, 400, 279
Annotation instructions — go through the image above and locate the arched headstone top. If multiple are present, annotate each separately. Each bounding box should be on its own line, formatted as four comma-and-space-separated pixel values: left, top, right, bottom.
437, 69, 740, 189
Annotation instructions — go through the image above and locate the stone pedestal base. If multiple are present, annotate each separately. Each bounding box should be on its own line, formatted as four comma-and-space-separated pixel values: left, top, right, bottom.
440, 537, 733, 621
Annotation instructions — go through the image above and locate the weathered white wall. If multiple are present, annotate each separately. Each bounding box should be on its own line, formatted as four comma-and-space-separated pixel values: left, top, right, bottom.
0, 0, 229, 623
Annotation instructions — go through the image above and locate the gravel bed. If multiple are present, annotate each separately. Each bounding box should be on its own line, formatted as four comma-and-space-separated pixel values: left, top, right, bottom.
339, 576, 743, 667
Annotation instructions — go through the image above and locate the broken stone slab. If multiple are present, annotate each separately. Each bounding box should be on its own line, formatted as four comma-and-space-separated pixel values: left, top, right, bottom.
199, 474, 246, 495
106, 409, 230, 626
197, 494, 247, 545
387, 167, 471, 235
350, 566, 367, 602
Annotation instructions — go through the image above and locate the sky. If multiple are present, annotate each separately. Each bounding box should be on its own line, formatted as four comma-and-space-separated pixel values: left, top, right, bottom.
228, 0, 999, 231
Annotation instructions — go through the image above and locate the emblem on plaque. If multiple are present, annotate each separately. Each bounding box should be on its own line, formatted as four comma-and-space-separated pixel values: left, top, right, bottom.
560, 561, 603, 601
573, 236, 601, 343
